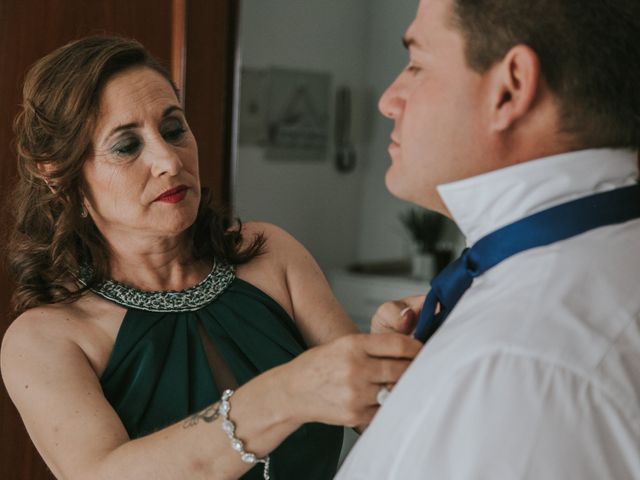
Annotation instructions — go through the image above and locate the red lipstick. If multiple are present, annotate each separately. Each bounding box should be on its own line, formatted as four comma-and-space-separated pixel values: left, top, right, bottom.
154, 185, 188, 203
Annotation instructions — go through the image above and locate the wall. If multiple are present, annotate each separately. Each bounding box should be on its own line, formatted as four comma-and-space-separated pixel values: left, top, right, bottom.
354, 0, 421, 262
234, 0, 370, 270
234, 0, 461, 270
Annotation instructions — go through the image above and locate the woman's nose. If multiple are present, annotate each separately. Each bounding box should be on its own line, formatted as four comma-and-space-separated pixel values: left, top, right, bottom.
149, 140, 183, 177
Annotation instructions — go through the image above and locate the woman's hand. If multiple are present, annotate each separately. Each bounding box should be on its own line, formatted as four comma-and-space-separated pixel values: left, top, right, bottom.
280, 333, 422, 428
370, 295, 425, 335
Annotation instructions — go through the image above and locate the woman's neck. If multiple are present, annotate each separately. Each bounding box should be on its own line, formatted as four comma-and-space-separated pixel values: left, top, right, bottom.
106, 233, 211, 292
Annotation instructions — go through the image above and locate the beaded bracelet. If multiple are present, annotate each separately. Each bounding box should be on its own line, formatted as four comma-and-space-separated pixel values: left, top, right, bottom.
218, 389, 271, 480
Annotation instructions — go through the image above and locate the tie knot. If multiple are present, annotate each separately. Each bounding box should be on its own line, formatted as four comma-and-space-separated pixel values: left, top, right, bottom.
430, 249, 475, 314
463, 248, 481, 277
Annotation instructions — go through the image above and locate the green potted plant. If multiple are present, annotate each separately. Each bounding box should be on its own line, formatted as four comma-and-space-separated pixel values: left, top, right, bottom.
399, 208, 447, 279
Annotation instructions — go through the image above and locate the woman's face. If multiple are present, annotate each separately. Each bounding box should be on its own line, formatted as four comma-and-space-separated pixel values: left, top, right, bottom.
82, 67, 200, 247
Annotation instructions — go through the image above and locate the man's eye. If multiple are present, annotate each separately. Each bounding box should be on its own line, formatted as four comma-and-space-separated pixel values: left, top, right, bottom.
112, 139, 141, 156
406, 64, 421, 74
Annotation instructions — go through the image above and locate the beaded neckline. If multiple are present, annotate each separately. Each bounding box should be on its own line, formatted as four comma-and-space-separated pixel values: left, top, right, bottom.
78, 261, 235, 312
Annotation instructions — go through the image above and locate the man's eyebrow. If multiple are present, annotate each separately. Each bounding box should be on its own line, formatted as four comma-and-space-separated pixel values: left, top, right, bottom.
103, 105, 184, 141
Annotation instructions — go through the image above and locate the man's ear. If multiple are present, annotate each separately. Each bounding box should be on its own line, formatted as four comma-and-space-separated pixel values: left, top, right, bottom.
488, 44, 541, 132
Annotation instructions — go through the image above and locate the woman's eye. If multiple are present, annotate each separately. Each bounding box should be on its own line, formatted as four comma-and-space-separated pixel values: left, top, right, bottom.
112, 139, 141, 156
163, 126, 187, 142
406, 63, 421, 74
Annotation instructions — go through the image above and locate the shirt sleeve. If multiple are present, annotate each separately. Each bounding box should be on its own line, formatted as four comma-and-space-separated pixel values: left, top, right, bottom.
344, 351, 640, 479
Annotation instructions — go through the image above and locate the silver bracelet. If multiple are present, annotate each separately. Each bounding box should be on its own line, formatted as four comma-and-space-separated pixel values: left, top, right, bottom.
218, 389, 271, 480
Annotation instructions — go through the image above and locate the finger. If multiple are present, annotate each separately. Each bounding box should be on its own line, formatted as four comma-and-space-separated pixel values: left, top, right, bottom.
347, 405, 380, 428
401, 294, 427, 314
372, 301, 410, 332
398, 296, 427, 335
368, 357, 413, 385
369, 313, 397, 334
371, 311, 412, 335
361, 382, 394, 410
398, 307, 417, 334
362, 333, 422, 359
372, 300, 418, 334
381, 306, 415, 335
376, 299, 411, 319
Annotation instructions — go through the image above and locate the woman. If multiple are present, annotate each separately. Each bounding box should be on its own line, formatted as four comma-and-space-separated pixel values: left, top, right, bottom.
0, 36, 421, 479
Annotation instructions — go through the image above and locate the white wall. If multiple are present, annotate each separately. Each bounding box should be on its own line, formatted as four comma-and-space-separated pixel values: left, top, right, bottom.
234, 0, 458, 270
234, 0, 371, 270
354, 0, 420, 262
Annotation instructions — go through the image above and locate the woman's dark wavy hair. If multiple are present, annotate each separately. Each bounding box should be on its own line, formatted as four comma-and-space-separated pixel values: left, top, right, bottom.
7, 35, 264, 316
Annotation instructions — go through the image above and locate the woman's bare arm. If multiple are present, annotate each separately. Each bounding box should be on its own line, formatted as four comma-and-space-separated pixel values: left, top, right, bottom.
1, 308, 300, 479
1, 305, 420, 479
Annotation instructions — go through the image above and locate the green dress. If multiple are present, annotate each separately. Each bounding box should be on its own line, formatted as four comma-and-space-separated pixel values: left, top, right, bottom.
87, 261, 343, 479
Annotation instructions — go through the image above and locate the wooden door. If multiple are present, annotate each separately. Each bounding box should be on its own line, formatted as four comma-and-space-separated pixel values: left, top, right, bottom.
0, 1, 238, 478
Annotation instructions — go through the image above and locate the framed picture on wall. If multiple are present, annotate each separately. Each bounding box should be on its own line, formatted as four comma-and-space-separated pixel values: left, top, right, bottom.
239, 66, 331, 160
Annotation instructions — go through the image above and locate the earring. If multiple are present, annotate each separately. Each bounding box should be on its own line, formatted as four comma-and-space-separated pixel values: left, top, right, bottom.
80, 204, 88, 218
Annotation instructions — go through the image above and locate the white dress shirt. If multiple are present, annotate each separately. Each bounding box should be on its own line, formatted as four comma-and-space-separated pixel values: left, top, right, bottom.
337, 149, 640, 479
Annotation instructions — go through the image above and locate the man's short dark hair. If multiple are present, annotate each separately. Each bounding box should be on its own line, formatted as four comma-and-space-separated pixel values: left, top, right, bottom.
451, 0, 640, 150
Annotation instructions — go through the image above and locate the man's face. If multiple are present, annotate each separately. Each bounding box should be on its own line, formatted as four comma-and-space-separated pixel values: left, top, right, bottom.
379, 0, 492, 214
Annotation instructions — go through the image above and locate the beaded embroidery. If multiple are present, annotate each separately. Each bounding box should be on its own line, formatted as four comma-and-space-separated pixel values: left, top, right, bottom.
78, 261, 235, 312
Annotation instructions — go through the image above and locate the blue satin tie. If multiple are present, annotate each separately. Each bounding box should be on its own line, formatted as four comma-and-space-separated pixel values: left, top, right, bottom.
414, 184, 640, 343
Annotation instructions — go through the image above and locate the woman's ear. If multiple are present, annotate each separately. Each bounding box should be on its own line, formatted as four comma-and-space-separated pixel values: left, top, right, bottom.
488, 44, 541, 132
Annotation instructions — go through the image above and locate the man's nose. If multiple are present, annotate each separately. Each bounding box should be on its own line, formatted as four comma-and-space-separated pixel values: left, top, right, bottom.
378, 76, 404, 120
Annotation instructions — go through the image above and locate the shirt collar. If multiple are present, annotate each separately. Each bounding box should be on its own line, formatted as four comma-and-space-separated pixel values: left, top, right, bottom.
437, 149, 639, 246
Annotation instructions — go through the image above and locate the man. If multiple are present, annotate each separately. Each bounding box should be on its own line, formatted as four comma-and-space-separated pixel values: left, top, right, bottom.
337, 0, 640, 478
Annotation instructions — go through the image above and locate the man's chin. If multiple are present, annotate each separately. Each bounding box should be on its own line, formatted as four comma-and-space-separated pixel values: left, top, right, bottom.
385, 170, 446, 213
384, 169, 412, 203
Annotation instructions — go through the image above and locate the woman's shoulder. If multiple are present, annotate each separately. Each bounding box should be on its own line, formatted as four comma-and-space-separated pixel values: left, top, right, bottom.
239, 221, 293, 243
235, 222, 356, 346
1, 303, 82, 395
233, 222, 312, 317
239, 221, 310, 262
1, 293, 124, 384
3, 302, 79, 346
2, 299, 91, 363
236, 221, 321, 283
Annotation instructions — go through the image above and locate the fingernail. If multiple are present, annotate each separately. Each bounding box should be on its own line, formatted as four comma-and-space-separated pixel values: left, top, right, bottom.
400, 307, 411, 317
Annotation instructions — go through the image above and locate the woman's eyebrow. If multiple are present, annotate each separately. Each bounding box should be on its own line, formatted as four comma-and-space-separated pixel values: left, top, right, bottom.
162, 105, 184, 118
102, 105, 185, 144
